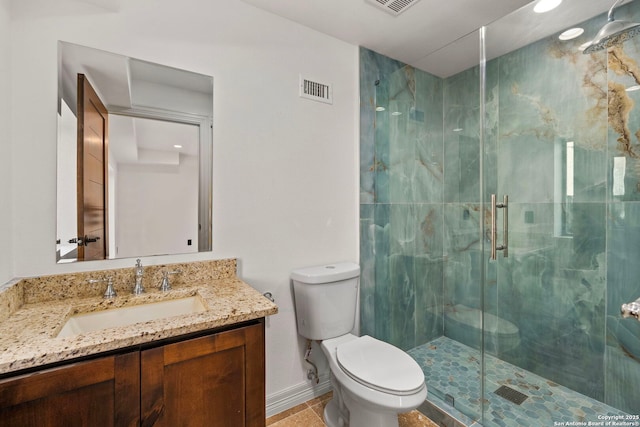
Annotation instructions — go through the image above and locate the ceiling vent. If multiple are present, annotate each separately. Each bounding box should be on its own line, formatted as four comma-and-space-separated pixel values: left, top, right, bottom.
365, 0, 421, 16
300, 75, 333, 105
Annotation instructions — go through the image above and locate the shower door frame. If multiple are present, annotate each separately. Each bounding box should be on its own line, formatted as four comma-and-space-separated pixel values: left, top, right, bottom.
479, 0, 640, 423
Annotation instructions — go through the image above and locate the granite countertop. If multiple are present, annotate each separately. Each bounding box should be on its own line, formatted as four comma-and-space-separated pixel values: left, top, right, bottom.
0, 259, 278, 375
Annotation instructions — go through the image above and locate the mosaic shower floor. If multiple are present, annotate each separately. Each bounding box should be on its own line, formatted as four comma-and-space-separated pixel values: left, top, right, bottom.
408, 336, 629, 427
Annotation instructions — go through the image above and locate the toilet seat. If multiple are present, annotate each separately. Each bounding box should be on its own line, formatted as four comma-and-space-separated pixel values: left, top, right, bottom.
336, 335, 425, 396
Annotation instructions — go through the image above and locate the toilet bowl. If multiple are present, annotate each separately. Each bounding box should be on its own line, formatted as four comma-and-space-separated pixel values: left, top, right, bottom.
321, 334, 427, 427
445, 304, 520, 354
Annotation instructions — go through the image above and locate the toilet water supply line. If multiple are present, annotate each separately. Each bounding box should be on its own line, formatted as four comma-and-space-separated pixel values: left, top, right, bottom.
261, 291, 320, 382
305, 339, 320, 384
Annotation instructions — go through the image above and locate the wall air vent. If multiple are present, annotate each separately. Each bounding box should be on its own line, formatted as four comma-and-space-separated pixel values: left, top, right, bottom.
366, 0, 421, 16
300, 75, 333, 105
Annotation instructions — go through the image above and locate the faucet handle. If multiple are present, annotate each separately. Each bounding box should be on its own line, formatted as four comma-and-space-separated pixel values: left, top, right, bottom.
88, 277, 116, 299
103, 277, 117, 299
159, 270, 182, 292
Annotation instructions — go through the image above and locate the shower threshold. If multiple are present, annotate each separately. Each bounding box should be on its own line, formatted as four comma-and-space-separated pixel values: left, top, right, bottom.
408, 336, 628, 427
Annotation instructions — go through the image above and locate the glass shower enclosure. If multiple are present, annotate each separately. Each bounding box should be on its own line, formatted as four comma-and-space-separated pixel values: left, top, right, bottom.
359, 0, 640, 425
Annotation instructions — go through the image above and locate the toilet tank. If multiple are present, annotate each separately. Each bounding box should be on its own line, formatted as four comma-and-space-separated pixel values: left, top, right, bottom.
291, 263, 360, 341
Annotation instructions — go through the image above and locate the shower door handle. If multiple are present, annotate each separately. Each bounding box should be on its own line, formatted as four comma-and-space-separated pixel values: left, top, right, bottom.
491, 194, 509, 260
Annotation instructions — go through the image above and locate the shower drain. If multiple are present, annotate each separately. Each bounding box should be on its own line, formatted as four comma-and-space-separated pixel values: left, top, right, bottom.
494, 385, 529, 405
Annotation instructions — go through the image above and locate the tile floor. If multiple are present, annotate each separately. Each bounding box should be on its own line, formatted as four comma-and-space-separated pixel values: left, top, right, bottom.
266, 392, 439, 427
408, 336, 628, 427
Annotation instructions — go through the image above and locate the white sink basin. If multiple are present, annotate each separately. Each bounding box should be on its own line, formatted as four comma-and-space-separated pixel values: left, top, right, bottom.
57, 296, 207, 338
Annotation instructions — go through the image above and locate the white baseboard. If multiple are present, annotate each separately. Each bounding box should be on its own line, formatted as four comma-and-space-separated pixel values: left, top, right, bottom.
266, 374, 332, 418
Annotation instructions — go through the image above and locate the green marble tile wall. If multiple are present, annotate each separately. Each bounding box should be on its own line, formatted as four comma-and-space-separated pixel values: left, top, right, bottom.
360, 47, 448, 352
360, 0, 640, 415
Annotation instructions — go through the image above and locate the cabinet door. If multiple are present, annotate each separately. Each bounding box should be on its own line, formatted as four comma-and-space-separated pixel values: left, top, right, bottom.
141, 322, 265, 427
0, 351, 140, 427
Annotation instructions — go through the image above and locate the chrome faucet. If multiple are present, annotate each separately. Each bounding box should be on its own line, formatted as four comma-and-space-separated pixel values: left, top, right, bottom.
133, 259, 145, 295
621, 297, 640, 321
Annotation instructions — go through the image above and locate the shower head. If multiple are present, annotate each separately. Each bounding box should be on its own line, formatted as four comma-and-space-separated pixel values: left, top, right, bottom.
583, 0, 640, 54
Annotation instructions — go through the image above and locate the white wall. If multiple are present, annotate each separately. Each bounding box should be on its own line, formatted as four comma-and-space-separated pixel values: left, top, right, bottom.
0, 0, 12, 285
116, 156, 199, 259
8, 0, 359, 410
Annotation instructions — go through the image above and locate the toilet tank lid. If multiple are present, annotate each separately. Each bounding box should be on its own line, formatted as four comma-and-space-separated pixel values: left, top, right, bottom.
291, 262, 360, 284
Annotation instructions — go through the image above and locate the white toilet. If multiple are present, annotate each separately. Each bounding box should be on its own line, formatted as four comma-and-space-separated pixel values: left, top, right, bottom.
291, 263, 427, 427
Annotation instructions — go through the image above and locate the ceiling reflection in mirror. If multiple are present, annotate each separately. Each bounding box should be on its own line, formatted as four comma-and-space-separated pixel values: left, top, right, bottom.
56, 41, 213, 263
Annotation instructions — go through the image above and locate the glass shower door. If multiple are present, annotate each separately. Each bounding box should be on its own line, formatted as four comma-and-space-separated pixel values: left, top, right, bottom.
481, 0, 640, 425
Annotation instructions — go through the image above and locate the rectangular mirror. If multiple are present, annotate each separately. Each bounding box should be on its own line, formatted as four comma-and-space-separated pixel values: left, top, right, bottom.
56, 41, 213, 263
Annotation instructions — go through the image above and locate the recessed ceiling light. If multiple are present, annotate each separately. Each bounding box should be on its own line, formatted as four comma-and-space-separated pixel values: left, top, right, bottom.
173, 144, 183, 148
534, 0, 562, 13
453, 128, 463, 132
626, 85, 640, 92
391, 111, 402, 116
559, 28, 584, 41
375, 106, 386, 112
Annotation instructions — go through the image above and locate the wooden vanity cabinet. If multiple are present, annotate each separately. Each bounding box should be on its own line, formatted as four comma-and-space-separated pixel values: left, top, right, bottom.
140, 321, 265, 427
0, 351, 140, 427
0, 321, 265, 427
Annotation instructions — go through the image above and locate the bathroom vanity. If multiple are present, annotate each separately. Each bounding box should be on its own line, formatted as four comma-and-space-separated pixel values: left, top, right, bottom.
0, 259, 277, 427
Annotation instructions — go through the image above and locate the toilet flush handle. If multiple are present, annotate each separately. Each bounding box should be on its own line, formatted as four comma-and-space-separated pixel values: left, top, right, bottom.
263, 292, 275, 302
